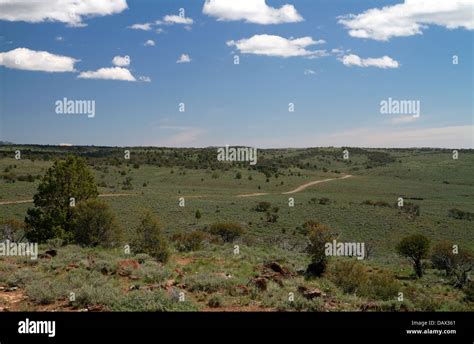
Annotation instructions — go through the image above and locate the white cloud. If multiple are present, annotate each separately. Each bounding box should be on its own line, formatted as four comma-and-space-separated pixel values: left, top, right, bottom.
55, 36, 64, 41
78, 67, 136, 81
157, 126, 207, 147
203, 0, 303, 24
0, 0, 128, 27
160, 15, 193, 25
318, 125, 473, 149
112, 55, 130, 67
226, 34, 327, 58
339, 0, 474, 41
0, 47, 78, 72
128, 23, 152, 31
176, 54, 191, 63
144, 40, 155, 46
138, 75, 151, 82
340, 54, 399, 69
304, 69, 316, 75
389, 115, 419, 124
155, 28, 164, 34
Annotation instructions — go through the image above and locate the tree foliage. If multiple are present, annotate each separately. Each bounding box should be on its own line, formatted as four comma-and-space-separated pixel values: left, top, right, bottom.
25, 156, 98, 243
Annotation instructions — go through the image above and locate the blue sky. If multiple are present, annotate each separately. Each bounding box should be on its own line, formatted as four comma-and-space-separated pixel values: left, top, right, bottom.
0, 0, 472, 148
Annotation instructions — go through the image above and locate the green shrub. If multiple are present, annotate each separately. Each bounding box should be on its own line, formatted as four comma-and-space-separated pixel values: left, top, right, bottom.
448, 208, 473, 221
361, 269, 400, 300
255, 201, 271, 212
207, 295, 223, 308
209, 222, 244, 243
172, 230, 207, 252
25, 155, 98, 243
431, 241, 457, 275
464, 281, 474, 302
26, 279, 61, 305
305, 222, 335, 276
396, 234, 430, 278
72, 199, 123, 247
133, 212, 170, 263
255, 202, 272, 213
328, 260, 368, 294
183, 273, 233, 293
111, 290, 197, 311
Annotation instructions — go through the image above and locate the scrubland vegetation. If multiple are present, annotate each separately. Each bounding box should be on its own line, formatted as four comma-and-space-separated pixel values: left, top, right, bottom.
0, 145, 473, 311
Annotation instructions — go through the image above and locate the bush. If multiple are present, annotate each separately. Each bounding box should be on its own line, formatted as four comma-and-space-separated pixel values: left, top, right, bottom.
464, 281, 474, 302
209, 222, 244, 243
305, 222, 335, 276
172, 231, 207, 252
111, 290, 197, 311
398, 202, 420, 217
319, 197, 330, 205
26, 279, 61, 305
255, 201, 271, 212
183, 273, 233, 293
25, 155, 98, 243
361, 270, 400, 300
396, 234, 430, 278
431, 241, 457, 275
448, 208, 473, 221
133, 212, 170, 263
72, 199, 123, 247
207, 295, 223, 308
328, 260, 368, 294
451, 250, 474, 288
0, 218, 25, 241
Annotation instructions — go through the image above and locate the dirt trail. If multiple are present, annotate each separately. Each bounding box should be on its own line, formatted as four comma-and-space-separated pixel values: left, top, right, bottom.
0, 176, 353, 205
236, 192, 270, 198
282, 175, 353, 195
0, 193, 138, 206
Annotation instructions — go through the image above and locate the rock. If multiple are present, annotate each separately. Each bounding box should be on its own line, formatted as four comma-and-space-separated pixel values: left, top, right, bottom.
129, 275, 140, 281
45, 249, 57, 257
5, 287, 18, 292
38, 253, 52, 260
129, 284, 140, 291
163, 280, 176, 290
249, 277, 267, 291
66, 263, 79, 271
360, 302, 379, 312
305, 261, 326, 277
118, 259, 141, 276
298, 286, 324, 299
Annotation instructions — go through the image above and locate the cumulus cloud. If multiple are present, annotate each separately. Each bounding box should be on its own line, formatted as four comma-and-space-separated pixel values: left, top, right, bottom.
340, 54, 399, 69
0, 47, 78, 72
203, 0, 303, 24
160, 14, 193, 25
144, 39, 155, 46
112, 55, 130, 67
304, 69, 316, 75
78, 67, 136, 81
0, 0, 128, 27
138, 75, 151, 82
176, 54, 191, 63
339, 0, 474, 41
127, 23, 152, 31
226, 34, 327, 58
